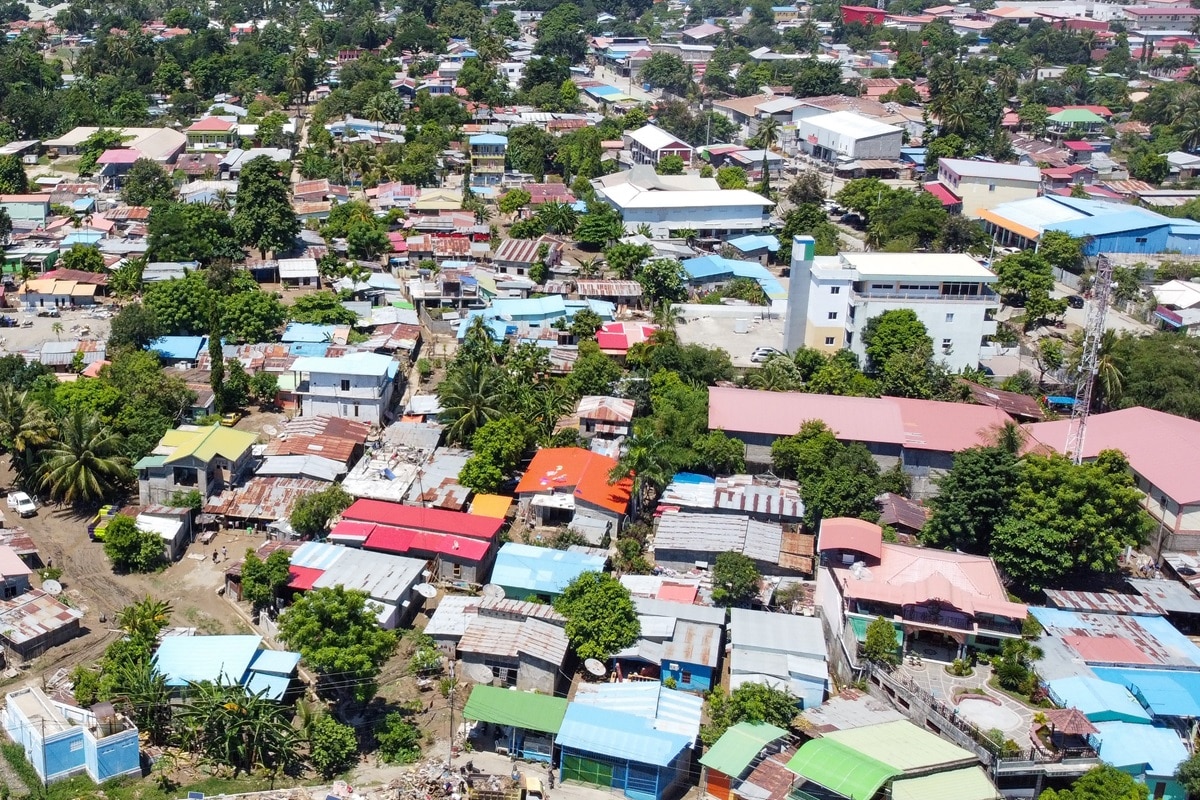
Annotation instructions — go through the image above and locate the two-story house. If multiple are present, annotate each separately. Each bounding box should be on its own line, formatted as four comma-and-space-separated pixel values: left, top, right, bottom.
625, 123, 693, 167
290, 351, 397, 425
468, 134, 508, 186
134, 424, 258, 506
931, 158, 1042, 218
185, 117, 239, 151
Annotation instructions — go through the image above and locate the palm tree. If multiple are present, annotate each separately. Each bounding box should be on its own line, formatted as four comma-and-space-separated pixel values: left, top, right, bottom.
578, 255, 602, 278
635, 223, 653, 238
1094, 329, 1124, 410
37, 410, 132, 506
993, 65, 1019, 101
609, 434, 673, 518
51, 321, 62, 340
285, 68, 305, 109
437, 361, 503, 443
0, 388, 55, 487
175, 681, 298, 775
535, 201, 579, 235
746, 354, 803, 391
112, 656, 172, 745
751, 117, 780, 194
116, 596, 174, 641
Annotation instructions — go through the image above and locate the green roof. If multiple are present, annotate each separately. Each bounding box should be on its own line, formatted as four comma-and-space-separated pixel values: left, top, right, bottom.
461, 685, 568, 734
890, 767, 1000, 800
1048, 109, 1105, 124
849, 616, 903, 646
162, 425, 257, 465
825, 720, 976, 772
700, 722, 789, 777
133, 455, 167, 470
786, 738, 899, 800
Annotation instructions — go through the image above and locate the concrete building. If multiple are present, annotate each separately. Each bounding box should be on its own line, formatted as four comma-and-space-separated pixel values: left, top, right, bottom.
0, 194, 50, 226
515, 447, 632, 538
43, 127, 186, 164
3, 687, 140, 785
729, 608, 829, 709
592, 167, 774, 239
290, 351, 397, 425
468, 134, 508, 186
932, 158, 1042, 218
783, 238, 1000, 371
624, 124, 694, 167
458, 613, 570, 694
1123, 5, 1200, 28
795, 111, 903, 165
133, 424, 258, 506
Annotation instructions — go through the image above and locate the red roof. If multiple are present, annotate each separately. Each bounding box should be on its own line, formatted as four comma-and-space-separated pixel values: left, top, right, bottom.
341, 499, 502, 539
288, 565, 324, 591
187, 116, 235, 132
657, 581, 699, 604
515, 447, 633, 514
1063, 634, 1155, 665
1062, 140, 1094, 151
363, 524, 491, 561
923, 181, 961, 206
329, 519, 373, 541
818, 518, 884, 559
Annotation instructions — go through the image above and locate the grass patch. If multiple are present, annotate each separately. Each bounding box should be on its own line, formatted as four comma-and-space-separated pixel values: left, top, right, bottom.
985, 676, 1052, 708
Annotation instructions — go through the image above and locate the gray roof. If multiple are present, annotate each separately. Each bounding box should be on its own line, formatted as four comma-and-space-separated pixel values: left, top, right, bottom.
633, 597, 727, 626
730, 608, 826, 661
1128, 578, 1200, 615
311, 545, 425, 604
662, 620, 722, 667
654, 512, 783, 563
256, 454, 347, 482
936, 158, 1042, 183
457, 615, 569, 666
425, 595, 479, 639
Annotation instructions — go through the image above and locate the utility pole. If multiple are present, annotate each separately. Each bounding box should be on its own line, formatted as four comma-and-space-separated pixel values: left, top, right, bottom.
1065, 253, 1112, 464
447, 660, 456, 766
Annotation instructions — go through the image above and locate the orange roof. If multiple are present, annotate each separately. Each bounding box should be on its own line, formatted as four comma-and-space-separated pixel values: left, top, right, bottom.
818, 517, 884, 559
469, 494, 513, 519
516, 447, 633, 514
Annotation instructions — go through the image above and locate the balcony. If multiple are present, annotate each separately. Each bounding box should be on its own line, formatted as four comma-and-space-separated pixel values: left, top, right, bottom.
854, 288, 999, 304
902, 605, 973, 631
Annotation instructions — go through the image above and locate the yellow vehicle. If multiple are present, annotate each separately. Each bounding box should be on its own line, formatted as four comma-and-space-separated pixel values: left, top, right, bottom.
89, 505, 119, 541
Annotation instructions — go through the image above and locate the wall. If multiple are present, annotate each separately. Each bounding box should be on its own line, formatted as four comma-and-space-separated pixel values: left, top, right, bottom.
516, 654, 559, 694
951, 178, 1039, 219
617, 204, 771, 239
661, 660, 713, 692
848, 294, 997, 372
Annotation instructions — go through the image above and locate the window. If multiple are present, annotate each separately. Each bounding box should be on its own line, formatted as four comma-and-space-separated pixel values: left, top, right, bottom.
942, 338, 953, 350
1136, 237, 1148, 244
340, 379, 350, 391
827, 311, 838, 320
1154, 783, 1166, 800
988, 183, 996, 192
681, 670, 693, 685
945, 313, 955, 323
824, 337, 835, 345
353, 403, 360, 418
452, 562, 462, 579
830, 286, 841, 294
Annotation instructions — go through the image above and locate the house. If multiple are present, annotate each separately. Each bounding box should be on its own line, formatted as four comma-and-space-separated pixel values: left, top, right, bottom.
262, 414, 372, 474
653, 512, 811, 577
556, 683, 702, 800
729, 607, 828, 709
3, 687, 140, 784
152, 634, 300, 700
19, 278, 97, 310
0, 545, 32, 598
612, 597, 725, 682
932, 158, 1042, 218
469, 134, 508, 186
784, 240, 1000, 371
682, 22, 724, 42
592, 166, 774, 239
576, 395, 634, 438
515, 447, 633, 535
682, 254, 787, 310
0, 589, 84, 660
1123, 5, 1200, 29
1023, 407, 1200, 550
277, 257, 320, 287
493, 235, 563, 277
722, 234, 779, 265
291, 351, 398, 425
699, 722, 791, 800
816, 518, 1027, 663
490, 542, 606, 601
596, 320, 657, 359
658, 474, 806, 525
795, 111, 903, 165
135, 506, 192, 561
43, 127, 186, 164
285, 540, 428, 629
94, 148, 143, 190
462, 684, 568, 762
660, 620, 721, 692
148, 335, 208, 365
625, 124, 694, 167
458, 613, 570, 694
133, 424, 258, 506
874, 492, 929, 536
1152, 279, 1200, 334
574, 280, 644, 307
426, 595, 566, 655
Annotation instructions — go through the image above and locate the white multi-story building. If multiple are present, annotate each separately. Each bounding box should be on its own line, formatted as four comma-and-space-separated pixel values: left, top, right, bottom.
795, 111, 903, 164
592, 166, 774, 239
291, 351, 397, 425
784, 236, 999, 371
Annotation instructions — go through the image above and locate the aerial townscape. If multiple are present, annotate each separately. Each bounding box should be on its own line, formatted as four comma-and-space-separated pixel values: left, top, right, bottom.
3, 0, 1200, 799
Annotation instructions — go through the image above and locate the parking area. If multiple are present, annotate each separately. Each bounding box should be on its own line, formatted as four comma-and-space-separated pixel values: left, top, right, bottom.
675, 306, 787, 369
0, 304, 112, 354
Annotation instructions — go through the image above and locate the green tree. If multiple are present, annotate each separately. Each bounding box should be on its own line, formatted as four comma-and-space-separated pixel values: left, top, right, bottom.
860, 309, 933, 374
288, 290, 359, 325
38, 410, 132, 506
1175, 752, 1200, 800
222, 289, 286, 343
554, 572, 640, 660
1128, 149, 1169, 184
574, 204, 626, 249
175, 680, 298, 775
566, 340, 622, 397
498, 188, 532, 215
0, 207, 11, 245
1038, 230, 1084, 275
277, 586, 399, 703
458, 416, 532, 493
702, 683, 797, 745
533, 4, 587, 62
716, 166, 748, 189
120, 158, 175, 206
991, 451, 1153, 592
233, 155, 300, 257
922, 444, 1019, 554
604, 242, 653, 279
711, 551, 761, 606
241, 548, 292, 611
786, 172, 825, 206
251, 371, 279, 405
144, 271, 217, 336
77, 129, 128, 175
569, 308, 604, 341
692, 430, 746, 474
103, 515, 165, 572
638, 258, 687, 305
993, 250, 1066, 329
862, 616, 899, 666
608, 432, 672, 516
656, 153, 685, 175
147, 202, 243, 265
376, 712, 421, 764
639, 52, 694, 95
290, 484, 353, 537
1041, 765, 1149, 800
992, 637, 1042, 693
771, 419, 841, 484
308, 715, 359, 777
0, 154, 28, 193
60, 244, 105, 272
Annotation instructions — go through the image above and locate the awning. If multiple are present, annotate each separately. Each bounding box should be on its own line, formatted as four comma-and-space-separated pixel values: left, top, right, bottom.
977, 208, 1040, 242
462, 684, 569, 734
1156, 305, 1184, 327
923, 181, 961, 206
786, 739, 900, 800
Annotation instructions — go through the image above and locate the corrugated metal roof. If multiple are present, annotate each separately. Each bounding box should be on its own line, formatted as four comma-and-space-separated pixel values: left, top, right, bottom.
205, 477, 326, 522
572, 682, 703, 740
457, 615, 568, 666
462, 684, 568, 733
654, 512, 783, 564
699, 721, 789, 777
491, 543, 606, 595
731, 608, 826, 660
0, 589, 83, 646
661, 620, 721, 667
556, 703, 693, 767
154, 634, 263, 687
295, 540, 426, 603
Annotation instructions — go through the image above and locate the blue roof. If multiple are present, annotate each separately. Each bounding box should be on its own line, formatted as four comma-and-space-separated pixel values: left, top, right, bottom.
71, 198, 94, 211
1047, 210, 1169, 238
571, 683, 703, 741
288, 342, 331, 357
249, 648, 302, 676
281, 322, 335, 343
671, 472, 716, 485
491, 542, 606, 595
570, 200, 589, 213
491, 294, 567, 320
1092, 667, 1200, 718
1092, 722, 1189, 778
148, 335, 207, 361
1046, 676, 1153, 724
586, 85, 623, 97
244, 671, 292, 701
63, 231, 103, 245
681, 255, 786, 300
556, 703, 692, 767
469, 134, 508, 145
153, 635, 264, 687
290, 540, 351, 570
724, 234, 780, 253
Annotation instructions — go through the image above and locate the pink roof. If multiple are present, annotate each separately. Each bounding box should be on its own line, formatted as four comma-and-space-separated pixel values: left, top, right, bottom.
834, 542, 1027, 619
363, 524, 491, 561
596, 321, 656, 353
342, 498, 503, 539
96, 148, 143, 165
287, 565, 324, 591
1023, 406, 1200, 504
1063, 634, 1155, 665
818, 518, 884, 559
657, 581, 699, 604
923, 181, 961, 206
187, 116, 235, 132
0, 545, 32, 578
709, 388, 1011, 453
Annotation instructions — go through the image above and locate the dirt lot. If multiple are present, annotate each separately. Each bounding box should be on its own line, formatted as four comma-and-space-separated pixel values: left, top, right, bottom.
0, 305, 111, 356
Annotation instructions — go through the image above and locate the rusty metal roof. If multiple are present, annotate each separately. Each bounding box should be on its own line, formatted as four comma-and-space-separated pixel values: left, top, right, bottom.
205, 477, 327, 522
0, 589, 83, 646
265, 415, 372, 465
875, 492, 930, 532
1045, 589, 1163, 616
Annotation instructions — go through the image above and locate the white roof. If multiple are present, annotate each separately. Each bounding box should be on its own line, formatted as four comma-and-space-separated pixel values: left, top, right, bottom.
800, 110, 901, 140
600, 182, 773, 209
1154, 279, 1200, 309
756, 96, 805, 114
840, 252, 997, 281
278, 257, 319, 278
937, 158, 1041, 183
626, 124, 692, 154
292, 351, 394, 376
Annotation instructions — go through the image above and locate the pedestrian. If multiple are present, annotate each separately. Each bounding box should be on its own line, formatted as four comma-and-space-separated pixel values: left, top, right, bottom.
212, 549, 218, 563
221, 545, 227, 562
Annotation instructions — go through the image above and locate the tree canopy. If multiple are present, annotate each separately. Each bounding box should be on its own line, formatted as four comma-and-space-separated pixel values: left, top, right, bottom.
554, 571, 640, 660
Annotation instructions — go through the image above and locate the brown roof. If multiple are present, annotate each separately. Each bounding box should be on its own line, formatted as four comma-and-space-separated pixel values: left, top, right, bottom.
205, 477, 327, 521
225, 539, 301, 579
264, 415, 372, 465
962, 380, 1044, 420
1041, 707, 1098, 736
875, 492, 930, 532
778, 529, 815, 573
736, 751, 797, 800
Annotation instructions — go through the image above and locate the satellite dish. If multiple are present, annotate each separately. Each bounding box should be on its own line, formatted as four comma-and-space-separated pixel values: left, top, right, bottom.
42, 580, 62, 596
414, 583, 437, 599
584, 658, 606, 677
466, 663, 495, 684
481, 584, 505, 600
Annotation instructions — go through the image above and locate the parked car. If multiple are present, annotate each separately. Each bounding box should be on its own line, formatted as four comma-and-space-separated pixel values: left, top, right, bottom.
1066, 295, 1085, 309
751, 347, 784, 363
220, 411, 244, 427
6, 491, 36, 517
36, 308, 60, 317
0, 316, 16, 327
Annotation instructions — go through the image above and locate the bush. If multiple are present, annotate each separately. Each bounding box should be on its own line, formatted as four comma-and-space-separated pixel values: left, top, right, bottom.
103, 515, 165, 573
417, 358, 433, 379
309, 715, 359, 777
376, 712, 421, 764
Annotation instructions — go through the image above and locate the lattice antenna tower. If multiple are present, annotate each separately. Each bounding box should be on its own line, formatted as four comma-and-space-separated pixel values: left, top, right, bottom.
1065, 253, 1113, 464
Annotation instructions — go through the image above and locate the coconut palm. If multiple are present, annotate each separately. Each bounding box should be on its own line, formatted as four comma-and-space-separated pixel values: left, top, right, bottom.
37, 409, 132, 506
1094, 329, 1124, 410
746, 354, 804, 391
437, 361, 504, 444
993, 65, 1019, 101
609, 434, 674, 518
578, 255, 602, 278
635, 223, 653, 237
535, 201, 579, 235
751, 117, 780, 194
111, 656, 172, 745
0, 387, 55, 486
116, 596, 174, 641
285, 68, 305, 109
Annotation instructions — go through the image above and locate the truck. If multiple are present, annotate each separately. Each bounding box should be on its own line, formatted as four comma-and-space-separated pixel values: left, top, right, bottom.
88, 505, 121, 541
